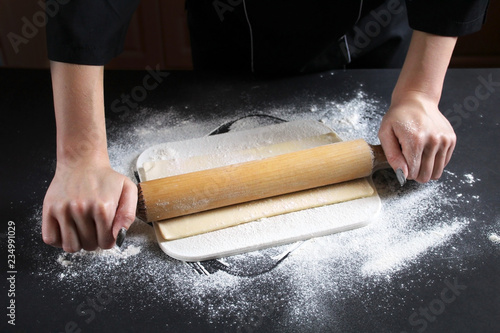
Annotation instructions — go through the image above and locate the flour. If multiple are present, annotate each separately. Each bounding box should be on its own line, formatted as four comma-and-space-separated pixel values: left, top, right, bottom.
316, 90, 382, 143
463, 173, 480, 184
31, 85, 486, 329
489, 233, 500, 244
360, 218, 467, 276
284, 175, 468, 277
57, 244, 142, 265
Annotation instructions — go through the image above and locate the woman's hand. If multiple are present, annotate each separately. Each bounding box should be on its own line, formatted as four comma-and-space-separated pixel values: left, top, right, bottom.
378, 91, 456, 183
42, 159, 138, 252
381, 30, 458, 183
43, 61, 139, 252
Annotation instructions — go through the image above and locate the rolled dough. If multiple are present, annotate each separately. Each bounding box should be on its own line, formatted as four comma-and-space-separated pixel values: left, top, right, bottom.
141, 121, 375, 241
157, 179, 373, 240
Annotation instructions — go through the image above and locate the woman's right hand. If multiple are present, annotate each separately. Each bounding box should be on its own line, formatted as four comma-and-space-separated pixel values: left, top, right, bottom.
42, 158, 138, 253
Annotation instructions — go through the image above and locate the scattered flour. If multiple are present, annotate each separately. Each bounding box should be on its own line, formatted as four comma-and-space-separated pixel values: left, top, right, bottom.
489, 233, 500, 244
360, 218, 467, 276
29, 85, 486, 330
463, 173, 480, 184
57, 244, 142, 265
316, 90, 382, 143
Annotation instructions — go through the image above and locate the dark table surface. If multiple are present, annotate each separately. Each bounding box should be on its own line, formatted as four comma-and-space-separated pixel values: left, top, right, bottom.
1, 68, 499, 333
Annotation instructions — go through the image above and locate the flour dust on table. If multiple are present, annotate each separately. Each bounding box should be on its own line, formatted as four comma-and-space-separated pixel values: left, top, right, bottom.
490, 233, 500, 244
29, 87, 489, 330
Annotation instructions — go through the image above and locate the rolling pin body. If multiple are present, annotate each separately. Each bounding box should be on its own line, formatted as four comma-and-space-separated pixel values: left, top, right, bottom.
137, 139, 386, 222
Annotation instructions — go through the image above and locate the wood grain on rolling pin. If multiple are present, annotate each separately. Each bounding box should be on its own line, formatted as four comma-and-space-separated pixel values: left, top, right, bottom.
137, 139, 385, 222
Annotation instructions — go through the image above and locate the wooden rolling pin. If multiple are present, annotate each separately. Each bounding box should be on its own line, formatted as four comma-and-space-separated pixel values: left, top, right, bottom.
137, 139, 389, 222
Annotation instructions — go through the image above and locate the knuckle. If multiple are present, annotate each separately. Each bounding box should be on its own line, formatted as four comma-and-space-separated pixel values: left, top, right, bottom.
446, 133, 457, 147
94, 201, 115, 223
69, 200, 88, 215
100, 238, 115, 250
417, 172, 431, 183
377, 126, 389, 138
432, 168, 444, 180
384, 152, 400, 166
427, 133, 440, 147
127, 180, 139, 194
431, 174, 441, 181
439, 136, 450, 148
94, 201, 111, 219
117, 212, 137, 225
51, 201, 67, 216
63, 244, 80, 253
42, 234, 59, 247
413, 132, 426, 148
415, 177, 425, 184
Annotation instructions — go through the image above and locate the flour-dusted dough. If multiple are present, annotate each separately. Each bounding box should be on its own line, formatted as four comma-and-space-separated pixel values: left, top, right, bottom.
137, 120, 381, 261
140, 121, 375, 241
156, 179, 373, 240
140, 133, 340, 181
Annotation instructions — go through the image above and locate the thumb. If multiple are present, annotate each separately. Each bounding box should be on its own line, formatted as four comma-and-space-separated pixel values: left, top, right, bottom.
112, 179, 138, 239
379, 128, 408, 184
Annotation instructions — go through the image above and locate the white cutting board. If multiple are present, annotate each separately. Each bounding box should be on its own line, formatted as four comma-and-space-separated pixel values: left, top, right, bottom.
136, 120, 381, 261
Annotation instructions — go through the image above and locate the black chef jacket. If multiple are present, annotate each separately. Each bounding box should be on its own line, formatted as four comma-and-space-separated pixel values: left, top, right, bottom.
46, 0, 490, 74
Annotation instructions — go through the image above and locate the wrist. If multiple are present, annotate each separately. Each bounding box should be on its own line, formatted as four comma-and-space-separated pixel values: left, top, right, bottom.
391, 89, 439, 108
57, 146, 110, 169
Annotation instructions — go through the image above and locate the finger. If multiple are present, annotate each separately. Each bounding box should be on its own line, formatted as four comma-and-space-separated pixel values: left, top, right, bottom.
379, 127, 409, 178
71, 210, 98, 251
444, 135, 456, 166
42, 207, 62, 248
112, 179, 138, 239
94, 201, 115, 250
59, 209, 82, 253
431, 148, 447, 180
401, 138, 423, 181
436, 135, 456, 180
417, 144, 439, 183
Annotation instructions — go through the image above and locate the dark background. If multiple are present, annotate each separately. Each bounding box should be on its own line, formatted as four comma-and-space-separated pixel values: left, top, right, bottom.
0, 0, 499, 69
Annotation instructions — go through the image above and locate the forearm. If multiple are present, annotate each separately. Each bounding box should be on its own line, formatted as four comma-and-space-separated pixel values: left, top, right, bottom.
50, 61, 109, 167
392, 30, 457, 105
45, 61, 137, 252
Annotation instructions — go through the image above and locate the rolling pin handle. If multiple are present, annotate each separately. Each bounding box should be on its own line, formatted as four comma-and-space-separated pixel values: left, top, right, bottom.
370, 144, 390, 171
370, 144, 406, 186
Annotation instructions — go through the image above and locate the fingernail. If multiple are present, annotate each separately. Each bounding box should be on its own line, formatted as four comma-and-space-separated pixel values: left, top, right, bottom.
396, 168, 406, 187
116, 227, 127, 247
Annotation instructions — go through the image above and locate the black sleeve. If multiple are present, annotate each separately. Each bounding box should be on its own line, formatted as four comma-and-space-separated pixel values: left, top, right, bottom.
46, 0, 141, 65
405, 0, 490, 36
